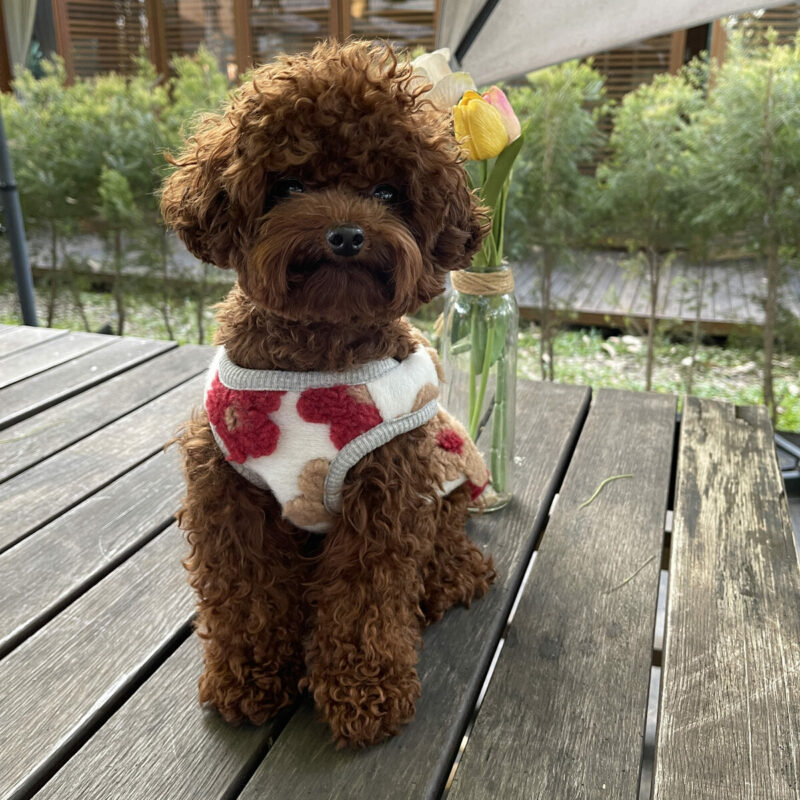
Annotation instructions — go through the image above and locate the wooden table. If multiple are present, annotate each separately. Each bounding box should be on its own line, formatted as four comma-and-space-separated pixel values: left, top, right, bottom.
1, 324, 798, 800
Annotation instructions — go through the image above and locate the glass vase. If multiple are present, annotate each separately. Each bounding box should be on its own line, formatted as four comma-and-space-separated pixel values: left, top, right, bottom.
440, 265, 518, 511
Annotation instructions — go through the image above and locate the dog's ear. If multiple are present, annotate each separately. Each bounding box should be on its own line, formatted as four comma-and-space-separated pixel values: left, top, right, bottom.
161, 115, 237, 269
432, 162, 490, 271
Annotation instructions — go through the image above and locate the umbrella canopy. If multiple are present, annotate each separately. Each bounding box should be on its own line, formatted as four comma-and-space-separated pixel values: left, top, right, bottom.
438, 0, 788, 84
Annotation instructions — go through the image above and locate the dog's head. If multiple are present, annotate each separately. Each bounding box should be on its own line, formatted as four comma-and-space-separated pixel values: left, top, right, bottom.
161, 40, 488, 324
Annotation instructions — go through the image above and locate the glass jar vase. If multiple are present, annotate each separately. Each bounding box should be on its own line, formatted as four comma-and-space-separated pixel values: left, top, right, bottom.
440, 265, 518, 511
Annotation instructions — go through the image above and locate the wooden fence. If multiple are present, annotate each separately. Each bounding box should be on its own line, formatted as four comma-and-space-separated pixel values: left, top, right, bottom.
48, 0, 439, 82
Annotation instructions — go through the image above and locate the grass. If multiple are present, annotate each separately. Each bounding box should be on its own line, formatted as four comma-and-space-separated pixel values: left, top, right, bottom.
0, 279, 222, 346
3, 281, 799, 431
516, 325, 800, 431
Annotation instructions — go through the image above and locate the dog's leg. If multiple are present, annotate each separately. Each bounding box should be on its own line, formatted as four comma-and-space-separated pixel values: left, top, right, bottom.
302, 442, 437, 747
421, 487, 496, 625
176, 410, 309, 724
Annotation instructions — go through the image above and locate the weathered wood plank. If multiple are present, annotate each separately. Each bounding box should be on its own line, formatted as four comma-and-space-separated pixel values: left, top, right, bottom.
657, 258, 676, 318
0, 525, 193, 800
570, 257, 613, 311
513, 256, 797, 332
617, 266, 645, 318
587, 257, 623, 313
0, 326, 67, 358
0, 336, 174, 429
561, 259, 596, 311
706, 265, 726, 321
784, 271, 800, 320
237, 382, 591, 800
0, 344, 210, 483
0, 331, 113, 389
631, 269, 653, 317
733, 261, 753, 321
675, 264, 704, 322
653, 398, 800, 799
581, 259, 620, 312
512, 263, 536, 299
448, 388, 676, 800
0, 448, 183, 657
0, 372, 206, 552
34, 638, 276, 800
549, 262, 577, 305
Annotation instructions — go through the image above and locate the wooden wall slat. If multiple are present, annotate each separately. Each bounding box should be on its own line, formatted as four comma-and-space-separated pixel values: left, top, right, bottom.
741, 3, 800, 45
250, 0, 330, 65
351, 0, 436, 52
146, 0, 169, 74
447, 389, 675, 800
51, 0, 76, 82
653, 398, 800, 799
233, 0, 252, 76
162, 0, 236, 76
63, 0, 150, 77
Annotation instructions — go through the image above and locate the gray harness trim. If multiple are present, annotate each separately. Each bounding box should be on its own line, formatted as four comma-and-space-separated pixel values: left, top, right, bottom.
217, 350, 399, 391
322, 398, 439, 513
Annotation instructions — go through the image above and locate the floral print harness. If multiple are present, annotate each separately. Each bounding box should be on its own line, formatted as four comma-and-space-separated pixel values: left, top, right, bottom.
204, 342, 488, 532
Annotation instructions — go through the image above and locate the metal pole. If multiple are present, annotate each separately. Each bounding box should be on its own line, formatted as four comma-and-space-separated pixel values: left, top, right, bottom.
0, 105, 37, 326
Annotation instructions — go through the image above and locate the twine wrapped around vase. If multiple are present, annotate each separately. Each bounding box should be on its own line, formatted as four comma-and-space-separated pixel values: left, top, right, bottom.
451, 269, 515, 296
434, 269, 515, 337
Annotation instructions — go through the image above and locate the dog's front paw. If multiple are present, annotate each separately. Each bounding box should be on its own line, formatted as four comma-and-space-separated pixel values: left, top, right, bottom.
199, 663, 299, 725
304, 665, 421, 747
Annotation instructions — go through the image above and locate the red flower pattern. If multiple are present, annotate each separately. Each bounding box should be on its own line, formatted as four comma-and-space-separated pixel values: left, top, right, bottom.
297, 385, 383, 449
206, 373, 284, 463
436, 428, 464, 454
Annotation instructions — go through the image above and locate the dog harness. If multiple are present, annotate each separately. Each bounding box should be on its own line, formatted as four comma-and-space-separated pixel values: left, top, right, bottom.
204, 344, 488, 533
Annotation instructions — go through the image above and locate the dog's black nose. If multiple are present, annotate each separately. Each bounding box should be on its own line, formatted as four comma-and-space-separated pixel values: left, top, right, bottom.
326, 225, 365, 257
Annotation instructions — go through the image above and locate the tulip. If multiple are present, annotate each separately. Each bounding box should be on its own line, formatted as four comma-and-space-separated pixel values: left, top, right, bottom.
482, 86, 521, 143
411, 48, 477, 111
411, 48, 452, 85
453, 91, 509, 161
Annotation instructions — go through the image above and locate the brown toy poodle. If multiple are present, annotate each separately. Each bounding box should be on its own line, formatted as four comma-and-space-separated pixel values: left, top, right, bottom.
161, 38, 496, 748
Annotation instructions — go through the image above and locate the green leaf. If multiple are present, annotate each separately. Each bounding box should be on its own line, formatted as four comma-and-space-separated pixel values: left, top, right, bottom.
480, 120, 530, 212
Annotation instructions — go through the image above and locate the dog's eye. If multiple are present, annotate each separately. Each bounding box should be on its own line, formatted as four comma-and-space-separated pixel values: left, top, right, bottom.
273, 178, 306, 197
372, 184, 400, 204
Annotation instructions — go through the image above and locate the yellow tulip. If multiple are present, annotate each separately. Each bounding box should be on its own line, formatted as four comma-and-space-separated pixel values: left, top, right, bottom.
453, 91, 509, 161
482, 86, 521, 143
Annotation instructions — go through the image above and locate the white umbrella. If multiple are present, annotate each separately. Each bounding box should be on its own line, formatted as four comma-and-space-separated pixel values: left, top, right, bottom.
437, 0, 789, 84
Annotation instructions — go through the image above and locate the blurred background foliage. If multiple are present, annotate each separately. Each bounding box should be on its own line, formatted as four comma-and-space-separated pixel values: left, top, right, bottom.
1, 31, 800, 422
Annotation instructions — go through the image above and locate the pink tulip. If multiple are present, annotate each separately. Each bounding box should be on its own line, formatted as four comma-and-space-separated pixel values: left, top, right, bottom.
482, 86, 521, 143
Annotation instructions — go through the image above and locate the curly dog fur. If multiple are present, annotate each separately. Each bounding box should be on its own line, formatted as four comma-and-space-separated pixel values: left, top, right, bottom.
162, 39, 495, 747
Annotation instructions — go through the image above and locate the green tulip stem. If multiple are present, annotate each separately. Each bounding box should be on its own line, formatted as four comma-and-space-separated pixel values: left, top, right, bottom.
470, 319, 494, 439
468, 301, 477, 421
491, 353, 508, 492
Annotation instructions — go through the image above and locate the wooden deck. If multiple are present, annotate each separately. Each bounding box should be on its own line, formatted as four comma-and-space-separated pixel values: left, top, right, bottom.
1, 324, 799, 799
513, 251, 800, 335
